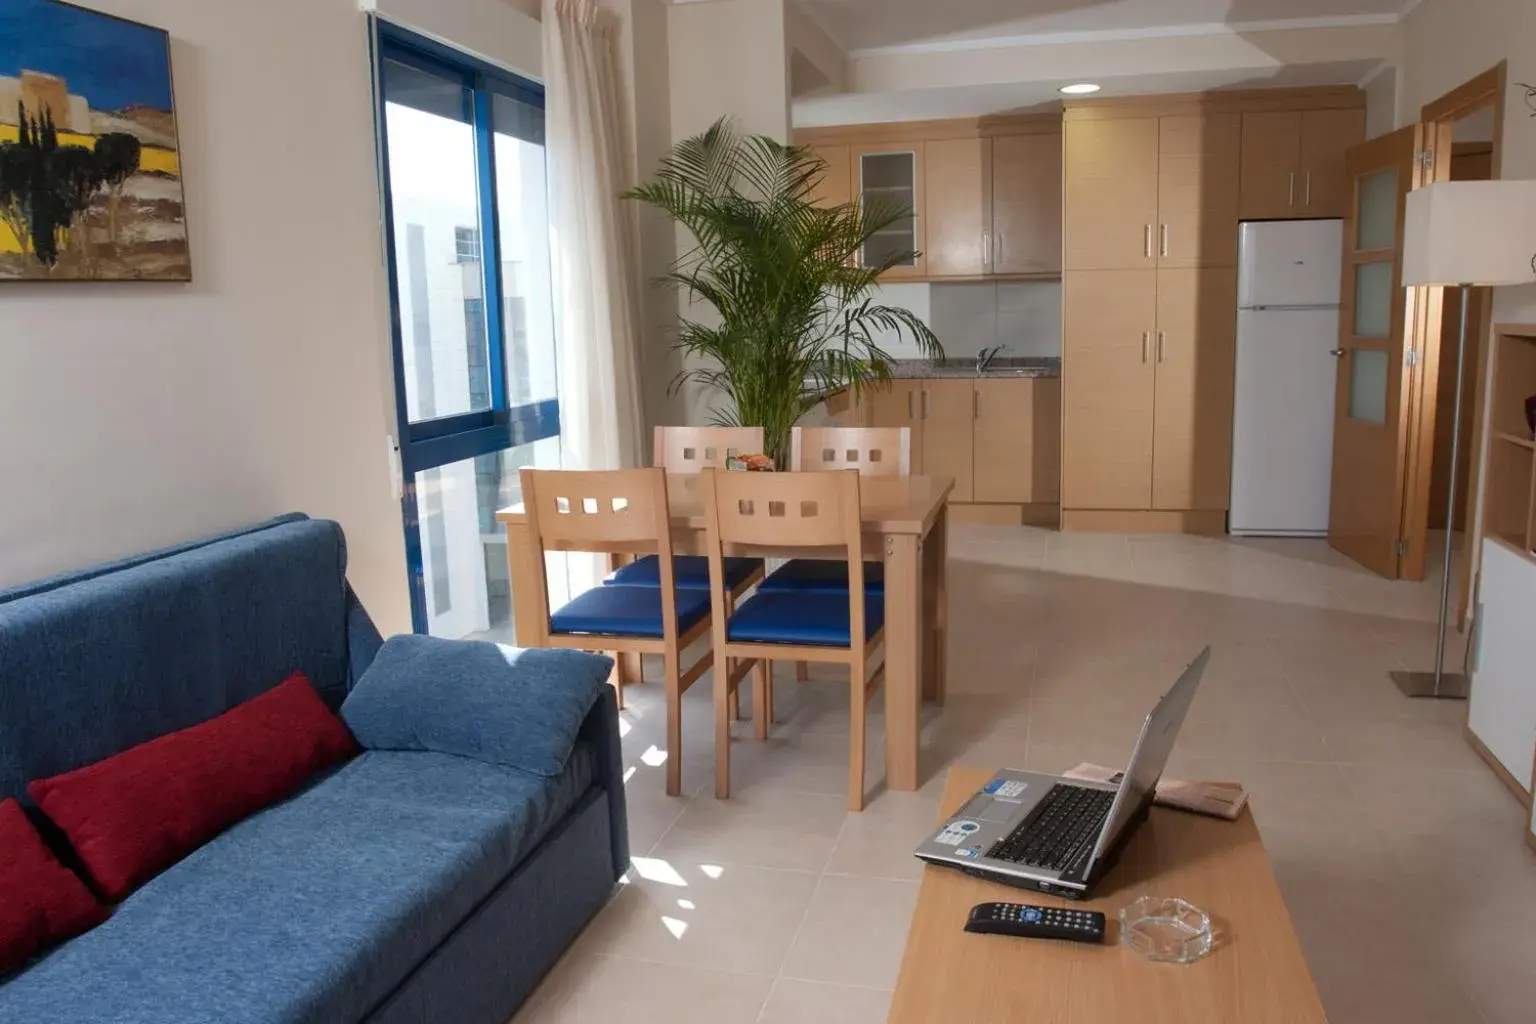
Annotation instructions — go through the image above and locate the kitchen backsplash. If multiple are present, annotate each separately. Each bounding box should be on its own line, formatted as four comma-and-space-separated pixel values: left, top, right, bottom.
868, 281, 1062, 360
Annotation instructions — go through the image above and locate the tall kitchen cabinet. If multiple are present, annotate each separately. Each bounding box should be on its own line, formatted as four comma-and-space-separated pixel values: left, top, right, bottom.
1238, 108, 1365, 221
1061, 108, 1241, 532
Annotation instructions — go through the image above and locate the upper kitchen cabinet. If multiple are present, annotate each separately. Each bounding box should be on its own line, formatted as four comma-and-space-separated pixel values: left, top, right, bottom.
1063, 117, 1160, 271
925, 137, 992, 278
1239, 107, 1366, 220
852, 142, 925, 279
991, 129, 1063, 276
806, 143, 852, 209
1156, 114, 1241, 269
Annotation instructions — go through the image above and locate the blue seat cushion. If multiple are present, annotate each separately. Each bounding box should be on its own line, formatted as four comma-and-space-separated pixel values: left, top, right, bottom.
604, 554, 762, 591
726, 591, 884, 647
756, 558, 886, 595
550, 584, 711, 638
0, 747, 598, 1024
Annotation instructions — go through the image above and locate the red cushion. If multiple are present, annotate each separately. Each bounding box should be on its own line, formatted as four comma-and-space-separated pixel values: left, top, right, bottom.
0, 798, 106, 973
29, 673, 357, 902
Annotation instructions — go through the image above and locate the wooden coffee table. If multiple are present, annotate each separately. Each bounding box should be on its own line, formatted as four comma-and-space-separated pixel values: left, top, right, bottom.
889, 767, 1325, 1023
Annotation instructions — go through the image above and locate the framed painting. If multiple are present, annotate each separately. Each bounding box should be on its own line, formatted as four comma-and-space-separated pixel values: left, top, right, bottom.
0, 0, 189, 281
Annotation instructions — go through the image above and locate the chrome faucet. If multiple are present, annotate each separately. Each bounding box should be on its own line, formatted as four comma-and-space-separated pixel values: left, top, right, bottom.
976, 345, 1009, 374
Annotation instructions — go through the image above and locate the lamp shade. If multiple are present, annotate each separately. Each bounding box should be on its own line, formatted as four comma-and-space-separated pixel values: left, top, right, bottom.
1403, 180, 1536, 286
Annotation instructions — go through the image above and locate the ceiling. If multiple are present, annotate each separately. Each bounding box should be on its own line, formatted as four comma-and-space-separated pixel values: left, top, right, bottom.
794, 59, 1385, 126
798, 0, 1410, 53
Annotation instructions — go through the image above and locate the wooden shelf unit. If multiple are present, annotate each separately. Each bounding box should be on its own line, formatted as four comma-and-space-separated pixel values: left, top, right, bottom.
1482, 327, 1536, 559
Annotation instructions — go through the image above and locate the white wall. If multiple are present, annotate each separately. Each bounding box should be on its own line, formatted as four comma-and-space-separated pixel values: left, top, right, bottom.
363, 0, 542, 81
0, 0, 416, 633
1362, 64, 1399, 139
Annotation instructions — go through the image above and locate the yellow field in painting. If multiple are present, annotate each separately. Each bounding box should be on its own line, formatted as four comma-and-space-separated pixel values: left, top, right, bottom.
0, 124, 180, 254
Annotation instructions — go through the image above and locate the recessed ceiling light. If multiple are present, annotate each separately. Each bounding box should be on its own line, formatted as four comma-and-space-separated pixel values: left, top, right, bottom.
1059, 83, 1102, 95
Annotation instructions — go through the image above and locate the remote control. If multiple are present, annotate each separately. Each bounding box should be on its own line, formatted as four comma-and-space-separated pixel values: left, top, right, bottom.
964, 902, 1106, 943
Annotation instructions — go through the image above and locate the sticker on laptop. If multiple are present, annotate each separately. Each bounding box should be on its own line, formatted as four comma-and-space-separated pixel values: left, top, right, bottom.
958, 845, 984, 860
984, 778, 1029, 801
935, 820, 980, 846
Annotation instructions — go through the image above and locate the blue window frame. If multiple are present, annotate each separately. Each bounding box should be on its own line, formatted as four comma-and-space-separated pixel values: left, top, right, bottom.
373, 22, 560, 634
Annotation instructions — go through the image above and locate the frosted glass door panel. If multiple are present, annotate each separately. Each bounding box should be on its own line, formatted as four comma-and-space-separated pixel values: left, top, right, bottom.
1347, 348, 1389, 425
1353, 261, 1394, 338
1356, 168, 1398, 251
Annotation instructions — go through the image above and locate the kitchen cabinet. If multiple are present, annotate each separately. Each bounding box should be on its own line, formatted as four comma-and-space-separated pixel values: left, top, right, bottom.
856, 377, 1059, 512
1063, 118, 1160, 271
991, 131, 1063, 276
1151, 268, 1239, 510
918, 379, 976, 502
1062, 267, 1238, 516
853, 143, 925, 279
925, 138, 992, 278
1062, 270, 1158, 508
974, 378, 1061, 503
1239, 108, 1366, 220
1156, 114, 1241, 269
807, 143, 852, 208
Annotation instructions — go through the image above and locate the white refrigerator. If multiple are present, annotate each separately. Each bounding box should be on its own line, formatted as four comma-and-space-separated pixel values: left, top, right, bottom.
1229, 220, 1344, 537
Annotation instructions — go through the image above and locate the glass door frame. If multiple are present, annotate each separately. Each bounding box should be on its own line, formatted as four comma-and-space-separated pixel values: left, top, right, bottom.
373, 22, 560, 631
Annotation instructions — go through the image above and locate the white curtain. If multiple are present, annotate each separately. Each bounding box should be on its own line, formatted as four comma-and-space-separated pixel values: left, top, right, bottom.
544, 0, 647, 473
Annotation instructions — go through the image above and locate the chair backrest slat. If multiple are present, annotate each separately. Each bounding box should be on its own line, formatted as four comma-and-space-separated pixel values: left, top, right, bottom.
521, 469, 668, 546
654, 426, 765, 475
791, 426, 911, 477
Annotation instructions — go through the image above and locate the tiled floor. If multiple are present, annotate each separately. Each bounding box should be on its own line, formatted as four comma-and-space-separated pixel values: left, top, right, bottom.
512, 527, 1536, 1024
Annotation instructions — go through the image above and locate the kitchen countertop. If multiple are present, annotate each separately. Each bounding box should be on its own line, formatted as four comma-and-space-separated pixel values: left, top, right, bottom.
887, 357, 1060, 379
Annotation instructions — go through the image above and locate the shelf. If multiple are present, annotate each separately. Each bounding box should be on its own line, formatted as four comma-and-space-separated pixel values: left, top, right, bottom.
1495, 431, 1536, 452
862, 185, 914, 194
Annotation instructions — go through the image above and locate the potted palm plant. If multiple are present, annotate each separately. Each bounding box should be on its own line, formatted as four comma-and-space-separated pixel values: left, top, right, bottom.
625, 118, 942, 465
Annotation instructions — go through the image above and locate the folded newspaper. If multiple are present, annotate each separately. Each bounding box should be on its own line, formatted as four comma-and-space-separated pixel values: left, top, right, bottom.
1062, 763, 1249, 821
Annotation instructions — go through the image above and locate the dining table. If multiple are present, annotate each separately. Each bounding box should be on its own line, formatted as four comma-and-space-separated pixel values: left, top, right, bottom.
495, 472, 953, 792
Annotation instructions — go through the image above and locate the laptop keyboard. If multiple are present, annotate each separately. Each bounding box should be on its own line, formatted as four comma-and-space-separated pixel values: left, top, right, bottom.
986, 784, 1115, 874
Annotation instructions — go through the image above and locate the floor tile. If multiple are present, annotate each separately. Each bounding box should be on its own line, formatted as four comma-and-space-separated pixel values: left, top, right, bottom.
779, 874, 920, 990
650, 787, 850, 873
755, 978, 893, 1024
511, 954, 772, 1023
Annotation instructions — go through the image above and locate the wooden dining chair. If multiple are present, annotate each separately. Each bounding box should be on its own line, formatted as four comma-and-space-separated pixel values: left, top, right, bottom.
653, 425, 765, 475
778, 426, 908, 680
699, 468, 886, 811
790, 426, 912, 477
519, 467, 731, 797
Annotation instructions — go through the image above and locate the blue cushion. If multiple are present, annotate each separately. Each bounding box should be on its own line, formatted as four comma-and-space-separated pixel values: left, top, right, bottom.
604, 554, 762, 591
726, 590, 884, 647
550, 584, 711, 638
341, 636, 614, 777
0, 747, 596, 1024
756, 558, 886, 595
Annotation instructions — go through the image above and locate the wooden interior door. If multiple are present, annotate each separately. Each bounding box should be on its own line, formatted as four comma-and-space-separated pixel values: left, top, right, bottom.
1238, 111, 1302, 220
1063, 118, 1160, 271
1062, 270, 1158, 508
920, 380, 976, 502
1327, 124, 1438, 578
924, 138, 991, 277
991, 131, 1062, 275
1156, 114, 1241, 269
1298, 109, 1367, 218
1152, 268, 1240, 510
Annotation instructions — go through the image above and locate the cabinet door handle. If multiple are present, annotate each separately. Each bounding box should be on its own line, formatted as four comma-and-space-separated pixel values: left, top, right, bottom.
1142, 331, 1150, 363
974, 389, 981, 420
1304, 172, 1312, 206
1288, 171, 1296, 207
921, 389, 929, 420
1157, 331, 1166, 363
1144, 224, 1153, 259
996, 232, 1005, 267
982, 230, 990, 269
906, 391, 914, 419
1160, 224, 1169, 258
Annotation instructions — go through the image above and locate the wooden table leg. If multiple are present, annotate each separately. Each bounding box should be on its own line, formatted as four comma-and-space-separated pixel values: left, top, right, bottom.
923, 506, 948, 705
504, 520, 543, 648
885, 533, 923, 791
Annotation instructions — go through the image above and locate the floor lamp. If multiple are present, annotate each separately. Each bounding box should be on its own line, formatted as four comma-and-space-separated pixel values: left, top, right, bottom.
1393, 180, 1536, 699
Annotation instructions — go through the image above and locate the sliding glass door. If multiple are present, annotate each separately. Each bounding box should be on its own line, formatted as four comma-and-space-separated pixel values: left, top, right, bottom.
376, 24, 560, 638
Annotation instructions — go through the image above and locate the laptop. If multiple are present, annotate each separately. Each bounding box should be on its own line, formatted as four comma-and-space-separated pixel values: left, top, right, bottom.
914, 647, 1210, 900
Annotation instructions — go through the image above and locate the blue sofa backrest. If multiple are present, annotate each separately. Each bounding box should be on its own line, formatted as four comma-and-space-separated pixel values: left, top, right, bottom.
0, 514, 383, 804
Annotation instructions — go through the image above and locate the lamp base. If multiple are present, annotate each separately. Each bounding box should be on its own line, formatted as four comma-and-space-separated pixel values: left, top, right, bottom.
1390, 670, 1470, 700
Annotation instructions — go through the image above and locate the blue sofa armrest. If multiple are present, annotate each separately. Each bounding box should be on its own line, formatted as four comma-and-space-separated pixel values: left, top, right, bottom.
576, 688, 630, 883
344, 582, 385, 693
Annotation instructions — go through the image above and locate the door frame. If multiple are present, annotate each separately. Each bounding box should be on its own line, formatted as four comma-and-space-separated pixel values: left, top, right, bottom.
1415, 63, 1508, 625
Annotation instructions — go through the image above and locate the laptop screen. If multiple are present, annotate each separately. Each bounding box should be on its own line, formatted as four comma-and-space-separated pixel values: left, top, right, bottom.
1084, 648, 1210, 871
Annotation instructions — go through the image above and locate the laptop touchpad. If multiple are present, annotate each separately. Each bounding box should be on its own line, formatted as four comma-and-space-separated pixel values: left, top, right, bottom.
958, 794, 1017, 823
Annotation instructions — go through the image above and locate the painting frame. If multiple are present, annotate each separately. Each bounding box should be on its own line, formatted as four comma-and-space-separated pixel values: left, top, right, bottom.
0, 0, 192, 282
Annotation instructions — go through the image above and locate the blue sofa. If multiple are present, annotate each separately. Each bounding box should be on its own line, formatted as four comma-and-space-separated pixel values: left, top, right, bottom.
0, 514, 628, 1024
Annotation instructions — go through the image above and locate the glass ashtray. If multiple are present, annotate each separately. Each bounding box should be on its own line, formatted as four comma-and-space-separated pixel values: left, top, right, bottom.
1118, 896, 1213, 964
